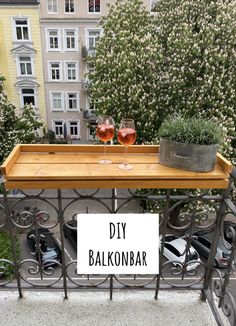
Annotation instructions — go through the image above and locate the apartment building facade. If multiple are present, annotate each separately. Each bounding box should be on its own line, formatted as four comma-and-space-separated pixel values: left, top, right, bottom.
40, 0, 153, 142
0, 0, 155, 141
0, 0, 47, 124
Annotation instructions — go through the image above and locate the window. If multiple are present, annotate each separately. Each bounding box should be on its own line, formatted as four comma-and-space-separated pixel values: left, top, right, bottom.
65, 30, 76, 50
67, 93, 78, 110
88, 30, 100, 50
47, 29, 61, 51
53, 121, 64, 137
19, 56, 32, 75
69, 121, 80, 138
65, 62, 77, 81
48, 0, 57, 13
21, 89, 35, 106
87, 63, 95, 73
65, 0, 74, 13
89, 102, 96, 113
49, 62, 61, 81
88, 0, 100, 13
49, 30, 58, 49
87, 124, 94, 140
150, 0, 158, 12
86, 63, 95, 80
14, 19, 29, 40
51, 92, 63, 111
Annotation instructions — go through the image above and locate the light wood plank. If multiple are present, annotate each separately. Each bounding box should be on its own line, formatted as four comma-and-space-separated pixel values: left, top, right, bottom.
1, 144, 21, 175
7, 163, 226, 180
5, 179, 229, 190
216, 153, 233, 174
19, 144, 159, 154
16, 153, 159, 164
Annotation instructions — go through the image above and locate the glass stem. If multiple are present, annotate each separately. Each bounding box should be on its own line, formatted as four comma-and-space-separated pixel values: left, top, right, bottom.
124, 146, 128, 166
104, 142, 107, 159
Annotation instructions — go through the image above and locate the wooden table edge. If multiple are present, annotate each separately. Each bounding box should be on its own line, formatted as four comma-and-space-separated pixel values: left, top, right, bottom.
4, 179, 229, 190
1, 145, 21, 176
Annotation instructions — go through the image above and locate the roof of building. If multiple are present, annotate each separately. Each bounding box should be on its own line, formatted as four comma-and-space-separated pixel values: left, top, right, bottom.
0, 0, 39, 5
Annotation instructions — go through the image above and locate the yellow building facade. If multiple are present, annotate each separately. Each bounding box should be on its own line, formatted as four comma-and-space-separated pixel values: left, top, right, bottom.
0, 1, 46, 124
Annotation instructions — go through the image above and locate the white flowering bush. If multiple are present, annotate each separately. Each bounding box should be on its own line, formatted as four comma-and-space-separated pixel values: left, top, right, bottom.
153, 0, 236, 159
16, 104, 42, 143
88, 0, 162, 143
0, 74, 42, 164
89, 0, 236, 160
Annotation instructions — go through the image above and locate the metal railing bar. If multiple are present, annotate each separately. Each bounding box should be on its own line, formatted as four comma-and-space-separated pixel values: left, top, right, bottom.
2, 185, 23, 298
57, 189, 68, 300
155, 190, 170, 300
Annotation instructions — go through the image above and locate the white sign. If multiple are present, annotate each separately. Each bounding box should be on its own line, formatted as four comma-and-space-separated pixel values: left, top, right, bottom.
77, 213, 159, 274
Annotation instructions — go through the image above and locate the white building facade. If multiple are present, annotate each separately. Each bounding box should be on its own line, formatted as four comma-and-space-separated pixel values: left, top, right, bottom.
40, 0, 154, 142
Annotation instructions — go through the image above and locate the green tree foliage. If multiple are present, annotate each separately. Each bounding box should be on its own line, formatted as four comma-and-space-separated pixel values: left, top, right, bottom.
0, 74, 43, 164
0, 230, 20, 278
89, 0, 236, 159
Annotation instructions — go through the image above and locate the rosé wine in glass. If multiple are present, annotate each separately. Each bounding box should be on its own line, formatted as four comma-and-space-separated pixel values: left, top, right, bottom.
96, 116, 114, 165
96, 124, 114, 142
117, 128, 136, 146
118, 119, 136, 170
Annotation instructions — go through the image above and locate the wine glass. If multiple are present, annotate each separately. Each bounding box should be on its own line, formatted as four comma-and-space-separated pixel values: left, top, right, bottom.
117, 118, 136, 170
96, 116, 114, 165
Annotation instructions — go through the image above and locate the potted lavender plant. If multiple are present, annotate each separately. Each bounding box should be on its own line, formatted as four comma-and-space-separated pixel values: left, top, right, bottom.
159, 114, 224, 172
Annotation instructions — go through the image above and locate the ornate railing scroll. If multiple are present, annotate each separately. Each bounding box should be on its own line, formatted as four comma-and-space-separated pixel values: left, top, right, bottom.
205, 167, 236, 326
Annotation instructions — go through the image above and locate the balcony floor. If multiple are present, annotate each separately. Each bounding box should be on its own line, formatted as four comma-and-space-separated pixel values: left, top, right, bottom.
0, 290, 226, 325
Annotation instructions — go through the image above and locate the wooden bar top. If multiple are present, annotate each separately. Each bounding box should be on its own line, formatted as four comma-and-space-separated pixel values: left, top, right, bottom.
1, 144, 232, 189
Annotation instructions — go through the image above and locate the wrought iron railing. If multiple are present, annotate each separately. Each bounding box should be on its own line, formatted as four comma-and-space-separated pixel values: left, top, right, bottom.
0, 169, 235, 325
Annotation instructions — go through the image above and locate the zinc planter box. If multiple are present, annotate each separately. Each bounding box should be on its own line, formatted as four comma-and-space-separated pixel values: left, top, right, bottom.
159, 138, 219, 173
